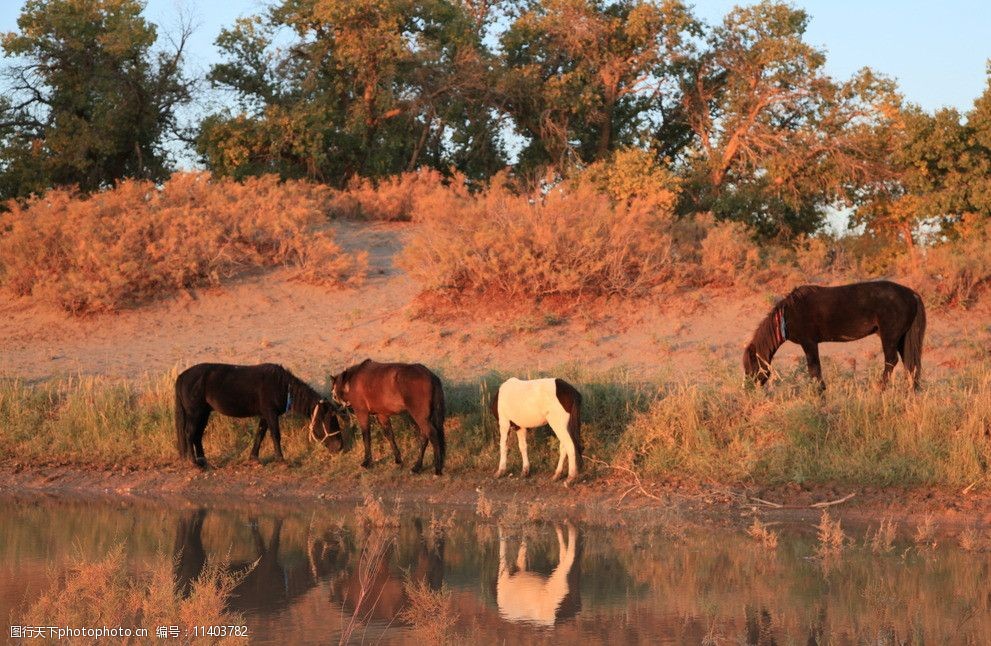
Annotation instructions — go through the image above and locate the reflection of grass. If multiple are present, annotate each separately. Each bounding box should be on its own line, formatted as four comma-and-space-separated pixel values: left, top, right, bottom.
339, 529, 394, 645
746, 518, 779, 550
399, 578, 458, 643
3, 362, 991, 489
21, 545, 246, 645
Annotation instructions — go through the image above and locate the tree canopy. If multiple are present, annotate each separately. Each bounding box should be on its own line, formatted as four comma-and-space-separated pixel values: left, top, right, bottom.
0, 0, 192, 200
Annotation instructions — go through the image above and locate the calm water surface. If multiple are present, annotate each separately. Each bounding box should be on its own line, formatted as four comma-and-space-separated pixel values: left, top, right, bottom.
1, 495, 988, 644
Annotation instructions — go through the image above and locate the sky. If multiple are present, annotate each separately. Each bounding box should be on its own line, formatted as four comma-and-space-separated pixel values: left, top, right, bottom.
3, 0, 988, 115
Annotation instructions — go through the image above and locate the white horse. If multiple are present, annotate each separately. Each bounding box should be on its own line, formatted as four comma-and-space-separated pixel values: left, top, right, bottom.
497, 523, 579, 626
491, 377, 583, 484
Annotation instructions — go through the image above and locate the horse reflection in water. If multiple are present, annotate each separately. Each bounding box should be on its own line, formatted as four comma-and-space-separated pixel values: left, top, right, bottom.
328, 518, 445, 622
497, 523, 581, 626
171, 508, 346, 613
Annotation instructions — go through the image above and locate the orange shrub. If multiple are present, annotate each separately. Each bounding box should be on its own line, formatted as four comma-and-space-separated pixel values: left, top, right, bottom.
327, 169, 451, 221
399, 178, 678, 298
0, 173, 366, 313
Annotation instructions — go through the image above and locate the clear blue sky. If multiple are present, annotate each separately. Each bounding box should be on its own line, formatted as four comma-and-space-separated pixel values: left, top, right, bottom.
1, 0, 989, 113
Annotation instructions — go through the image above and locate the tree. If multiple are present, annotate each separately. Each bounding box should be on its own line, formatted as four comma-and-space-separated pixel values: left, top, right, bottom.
674, 1, 898, 237
0, 0, 192, 200
854, 70, 991, 247
198, 0, 506, 184
497, 0, 694, 172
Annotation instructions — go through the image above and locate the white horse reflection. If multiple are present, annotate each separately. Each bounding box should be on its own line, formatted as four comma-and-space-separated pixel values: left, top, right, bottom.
497, 523, 580, 626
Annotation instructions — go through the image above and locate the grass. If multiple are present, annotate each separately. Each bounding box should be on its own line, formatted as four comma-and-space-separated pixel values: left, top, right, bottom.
19, 545, 246, 645
1, 362, 990, 489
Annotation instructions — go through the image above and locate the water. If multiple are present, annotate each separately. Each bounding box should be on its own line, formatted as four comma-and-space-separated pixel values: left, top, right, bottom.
1, 495, 988, 644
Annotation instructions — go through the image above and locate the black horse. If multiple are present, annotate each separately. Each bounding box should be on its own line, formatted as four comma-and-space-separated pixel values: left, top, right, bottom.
174, 363, 344, 467
743, 280, 926, 390
331, 359, 446, 475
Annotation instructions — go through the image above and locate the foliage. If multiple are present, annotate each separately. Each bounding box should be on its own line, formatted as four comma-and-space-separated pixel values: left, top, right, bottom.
854, 73, 991, 246
327, 168, 458, 221
674, 2, 900, 237
399, 173, 680, 298
0, 0, 192, 199
197, 0, 505, 184
498, 0, 695, 170
0, 173, 366, 313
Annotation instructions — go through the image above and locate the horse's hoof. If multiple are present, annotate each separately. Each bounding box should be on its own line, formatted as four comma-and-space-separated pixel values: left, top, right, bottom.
564, 477, 577, 487
494, 469, 506, 479
521, 468, 530, 478
194, 457, 208, 469
410, 465, 422, 474
551, 472, 563, 482
360, 460, 372, 469
394, 457, 403, 466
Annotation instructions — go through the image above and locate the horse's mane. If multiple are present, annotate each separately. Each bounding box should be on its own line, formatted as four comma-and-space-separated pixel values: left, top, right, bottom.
341, 358, 372, 384
271, 365, 323, 413
747, 285, 821, 358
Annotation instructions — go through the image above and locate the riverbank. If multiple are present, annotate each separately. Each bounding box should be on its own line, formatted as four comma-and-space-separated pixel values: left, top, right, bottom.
3, 459, 990, 534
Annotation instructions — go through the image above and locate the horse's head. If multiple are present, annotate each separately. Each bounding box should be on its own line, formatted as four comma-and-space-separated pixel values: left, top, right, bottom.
309, 400, 347, 453
330, 371, 349, 407
742, 343, 770, 386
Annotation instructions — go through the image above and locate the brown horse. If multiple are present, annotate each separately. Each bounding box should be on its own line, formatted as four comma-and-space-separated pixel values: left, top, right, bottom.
332, 359, 446, 475
743, 280, 926, 390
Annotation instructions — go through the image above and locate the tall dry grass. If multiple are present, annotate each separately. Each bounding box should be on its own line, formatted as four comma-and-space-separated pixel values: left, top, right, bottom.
2, 363, 990, 489
20, 545, 246, 645
0, 173, 366, 313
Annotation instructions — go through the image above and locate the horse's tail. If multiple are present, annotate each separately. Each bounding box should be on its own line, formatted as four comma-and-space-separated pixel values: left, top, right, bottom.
174, 377, 191, 460
903, 292, 926, 389
430, 375, 446, 469
556, 379, 583, 469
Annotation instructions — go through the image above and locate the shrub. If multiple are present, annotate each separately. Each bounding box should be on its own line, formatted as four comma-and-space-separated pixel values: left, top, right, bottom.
327, 169, 454, 221
399, 179, 678, 298
0, 173, 366, 313
897, 224, 991, 307
699, 219, 760, 285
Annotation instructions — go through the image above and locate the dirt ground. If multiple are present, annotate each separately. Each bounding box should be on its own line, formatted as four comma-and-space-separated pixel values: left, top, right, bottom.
2, 220, 989, 384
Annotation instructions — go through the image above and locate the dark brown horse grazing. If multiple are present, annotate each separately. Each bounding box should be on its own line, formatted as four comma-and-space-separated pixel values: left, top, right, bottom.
331, 359, 445, 475
175, 363, 344, 467
743, 280, 926, 390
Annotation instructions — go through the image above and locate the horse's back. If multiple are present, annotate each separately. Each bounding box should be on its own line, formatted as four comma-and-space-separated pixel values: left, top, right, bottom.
498, 378, 563, 427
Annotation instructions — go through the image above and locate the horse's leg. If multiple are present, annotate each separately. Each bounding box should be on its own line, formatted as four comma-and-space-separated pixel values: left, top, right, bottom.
498, 526, 508, 576
191, 409, 211, 468
552, 442, 566, 481
879, 331, 901, 389
548, 412, 578, 484
268, 414, 285, 462
516, 427, 530, 478
410, 415, 433, 474
378, 414, 403, 466
249, 418, 269, 462
801, 342, 826, 391
495, 417, 511, 478
515, 539, 528, 571
356, 410, 373, 468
